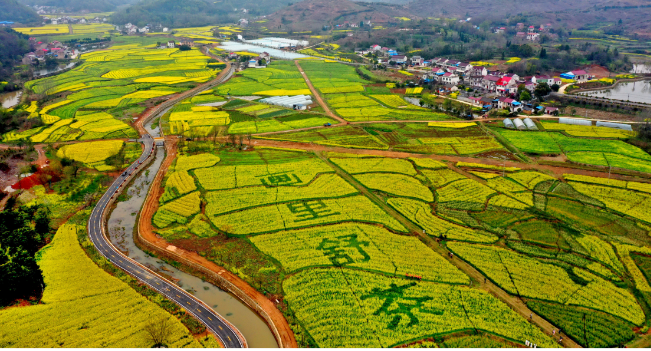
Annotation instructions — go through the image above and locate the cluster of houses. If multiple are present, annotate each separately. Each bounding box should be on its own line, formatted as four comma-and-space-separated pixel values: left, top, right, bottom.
22, 40, 76, 63
335, 20, 372, 29
117, 23, 152, 35
48, 16, 107, 25
494, 23, 552, 41
401, 57, 593, 114
356, 45, 399, 57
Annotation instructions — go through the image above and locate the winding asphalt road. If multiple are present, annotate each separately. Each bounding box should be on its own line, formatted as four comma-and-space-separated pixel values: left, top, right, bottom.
87, 64, 245, 348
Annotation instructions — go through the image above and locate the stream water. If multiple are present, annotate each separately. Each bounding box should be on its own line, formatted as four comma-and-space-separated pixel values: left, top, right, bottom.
107, 131, 278, 348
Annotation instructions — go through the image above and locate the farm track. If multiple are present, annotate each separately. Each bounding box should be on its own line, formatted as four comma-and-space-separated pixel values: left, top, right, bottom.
294, 60, 348, 125
245, 138, 651, 181
317, 154, 582, 348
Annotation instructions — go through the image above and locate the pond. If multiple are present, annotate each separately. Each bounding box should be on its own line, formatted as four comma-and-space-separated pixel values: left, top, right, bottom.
107, 134, 278, 348
34, 62, 76, 77
580, 80, 651, 104
631, 64, 651, 74
0, 91, 22, 109
218, 41, 309, 60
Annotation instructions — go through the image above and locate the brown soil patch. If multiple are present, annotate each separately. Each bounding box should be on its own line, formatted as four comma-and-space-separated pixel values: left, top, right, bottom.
585, 64, 611, 79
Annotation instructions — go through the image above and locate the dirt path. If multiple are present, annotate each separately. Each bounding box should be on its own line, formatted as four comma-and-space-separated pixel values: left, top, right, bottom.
136, 137, 297, 348
34, 145, 48, 168
246, 138, 650, 181
319, 154, 580, 348
68, 24, 73, 34
294, 60, 347, 125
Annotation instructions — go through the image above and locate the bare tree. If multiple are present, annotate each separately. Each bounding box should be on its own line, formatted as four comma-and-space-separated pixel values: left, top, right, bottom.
144, 317, 174, 347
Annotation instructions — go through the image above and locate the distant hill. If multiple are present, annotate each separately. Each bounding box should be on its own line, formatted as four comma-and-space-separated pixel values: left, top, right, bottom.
0, 0, 41, 24
404, 0, 651, 36
264, 0, 413, 32
111, 0, 295, 27
18, 0, 136, 13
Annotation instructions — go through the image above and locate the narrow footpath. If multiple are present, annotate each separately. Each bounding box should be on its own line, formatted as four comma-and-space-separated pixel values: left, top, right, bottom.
294, 60, 348, 125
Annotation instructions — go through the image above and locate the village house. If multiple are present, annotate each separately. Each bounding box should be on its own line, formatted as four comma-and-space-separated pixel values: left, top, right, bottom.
391, 55, 408, 65
441, 72, 460, 85
471, 66, 488, 77
531, 74, 550, 85
456, 62, 473, 75
259, 52, 271, 62
527, 32, 539, 41
180, 38, 194, 47
482, 75, 501, 92
167, 40, 176, 48
410, 56, 424, 66
496, 76, 518, 94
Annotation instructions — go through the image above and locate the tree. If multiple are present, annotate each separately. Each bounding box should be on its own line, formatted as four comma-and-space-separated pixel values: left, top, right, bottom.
179, 45, 191, 51
551, 83, 560, 92
0, 206, 46, 305
534, 82, 552, 100
539, 48, 547, 59
520, 90, 532, 101
144, 317, 174, 347
517, 84, 526, 94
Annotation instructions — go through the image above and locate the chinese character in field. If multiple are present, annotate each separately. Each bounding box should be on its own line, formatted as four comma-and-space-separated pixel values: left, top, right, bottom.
361, 282, 440, 330
316, 234, 370, 266
259, 172, 302, 186
286, 200, 340, 222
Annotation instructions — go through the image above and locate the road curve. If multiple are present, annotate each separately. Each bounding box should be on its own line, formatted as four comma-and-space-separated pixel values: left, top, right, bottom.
87, 64, 246, 348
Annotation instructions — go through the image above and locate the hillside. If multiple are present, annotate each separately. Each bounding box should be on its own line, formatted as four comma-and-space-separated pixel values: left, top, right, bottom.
264, 0, 413, 31
0, 27, 32, 82
18, 0, 136, 13
111, 0, 295, 27
0, 0, 41, 24
405, 0, 651, 36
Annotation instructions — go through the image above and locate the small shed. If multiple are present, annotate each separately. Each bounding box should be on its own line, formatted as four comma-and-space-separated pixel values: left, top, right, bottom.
513, 118, 527, 130
596, 121, 633, 131
523, 118, 538, 130
559, 118, 591, 126
503, 118, 515, 129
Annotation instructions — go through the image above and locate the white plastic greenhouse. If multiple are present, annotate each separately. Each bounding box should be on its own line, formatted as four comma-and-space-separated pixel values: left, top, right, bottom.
259, 95, 313, 108
513, 118, 527, 130
596, 121, 633, 131
503, 118, 515, 129
558, 117, 592, 126
523, 118, 538, 130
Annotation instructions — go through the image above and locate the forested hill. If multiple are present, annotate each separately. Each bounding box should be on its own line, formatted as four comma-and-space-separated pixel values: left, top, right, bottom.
0, 0, 41, 24
0, 28, 31, 82
264, 0, 412, 32
18, 0, 136, 13
110, 0, 295, 27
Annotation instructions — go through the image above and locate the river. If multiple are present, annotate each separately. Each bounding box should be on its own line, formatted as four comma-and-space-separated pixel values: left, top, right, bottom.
581, 80, 651, 104
107, 132, 278, 348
